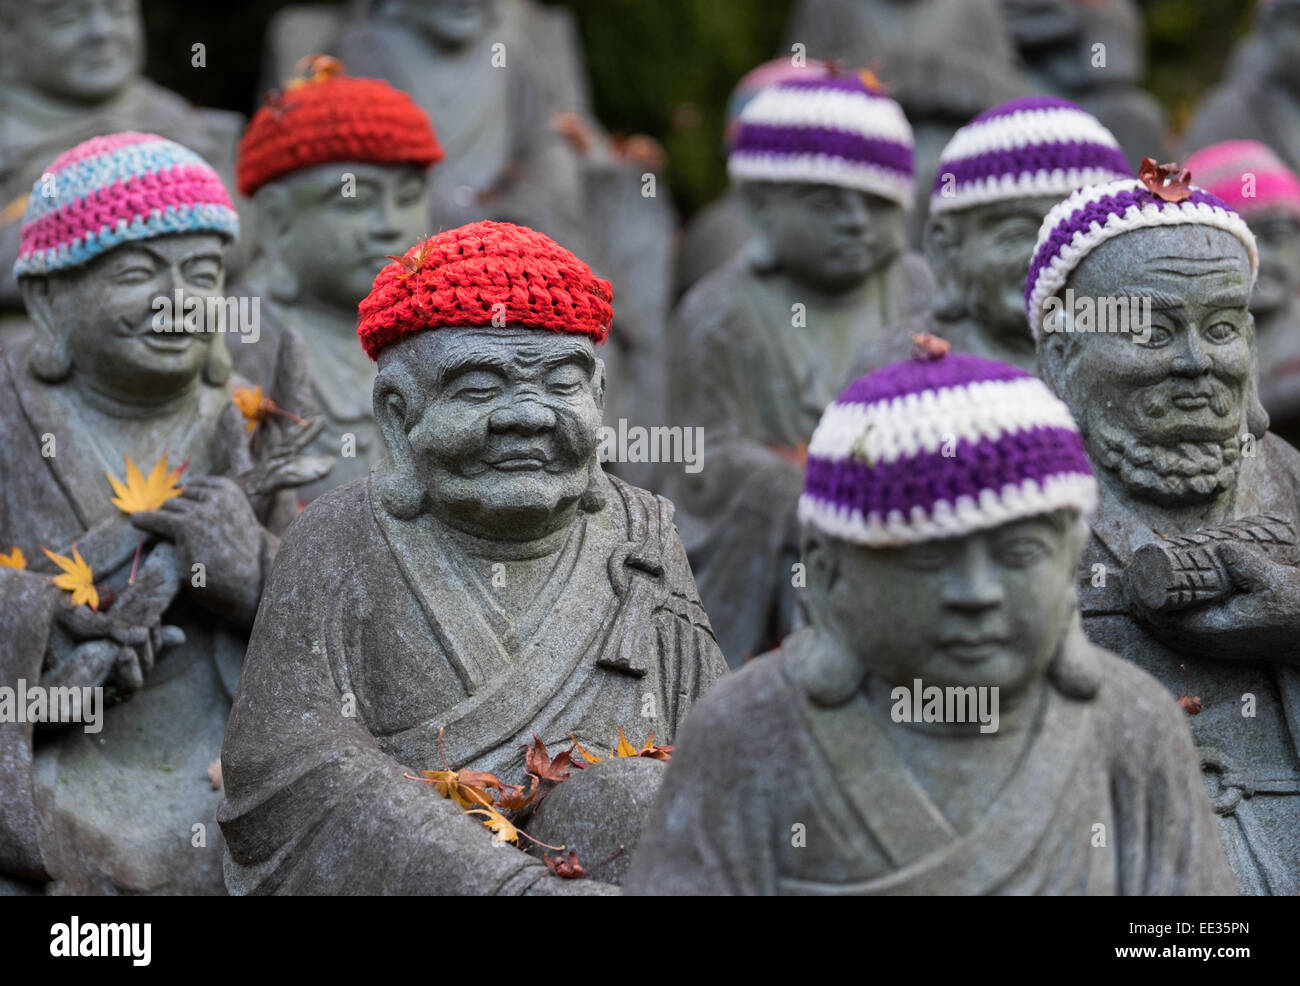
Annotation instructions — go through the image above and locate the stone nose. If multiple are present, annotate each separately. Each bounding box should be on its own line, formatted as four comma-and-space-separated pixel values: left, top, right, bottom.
1170, 327, 1214, 376
488, 397, 556, 434
939, 541, 1005, 612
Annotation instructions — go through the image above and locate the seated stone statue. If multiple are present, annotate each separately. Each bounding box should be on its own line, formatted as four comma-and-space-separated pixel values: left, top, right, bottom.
0, 0, 244, 323
1185, 140, 1300, 449
0, 134, 309, 894
627, 351, 1235, 895
1000, 0, 1169, 169
231, 63, 442, 500
668, 72, 932, 666
853, 96, 1130, 375
1029, 169, 1300, 894
783, 0, 1025, 243
218, 221, 728, 895
1185, 0, 1300, 177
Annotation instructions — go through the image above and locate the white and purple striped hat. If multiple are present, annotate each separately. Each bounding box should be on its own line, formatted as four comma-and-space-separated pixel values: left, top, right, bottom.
931, 96, 1130, 214
727, 72, 914, 206
1025, 174, 1259, 337
799, 351, 1097, 546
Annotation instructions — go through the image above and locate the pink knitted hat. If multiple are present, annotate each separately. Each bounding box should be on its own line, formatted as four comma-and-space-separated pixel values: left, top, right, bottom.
1184, 140, 1300, 221
14, 131, 239, 278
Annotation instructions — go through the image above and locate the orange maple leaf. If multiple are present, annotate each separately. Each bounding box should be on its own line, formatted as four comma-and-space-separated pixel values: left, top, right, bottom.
466, 806, 520, 844
572, 727, 674, 765
543, 851, 586, 879
41, 545, 98, 610
409, 768, 501, 809
524, 734, 575, 786
0, 545, 26, 570
286, 53, 344, 89
106, 452, 187, 514
1138, 157, 1194, 203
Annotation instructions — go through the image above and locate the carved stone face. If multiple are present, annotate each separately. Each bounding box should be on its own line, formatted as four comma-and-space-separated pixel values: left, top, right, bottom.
745, 182, 905, 293
260, 162, 429, 313
376, 327, 605, 539
928, 195, 1059, 339
1247, 210, 1300, 315
810, 512, 1084, 697
1042, 226, 1255, 505
23, 232, 226, 398
6, 0, 143, 102
390, 0, 492, 48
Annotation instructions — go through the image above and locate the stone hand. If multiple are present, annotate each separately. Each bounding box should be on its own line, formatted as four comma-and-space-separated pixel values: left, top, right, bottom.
130, 475, 265, 627
1134, 542, 1300, 664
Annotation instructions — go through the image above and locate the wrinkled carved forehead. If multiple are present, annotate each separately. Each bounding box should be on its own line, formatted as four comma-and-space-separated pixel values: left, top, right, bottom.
375, 326, 597, 389
1064, 225, 1252, 299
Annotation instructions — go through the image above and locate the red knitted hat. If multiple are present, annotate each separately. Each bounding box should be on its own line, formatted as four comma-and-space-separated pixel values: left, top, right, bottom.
357, 221, 614, 361
236, 57, 443, 196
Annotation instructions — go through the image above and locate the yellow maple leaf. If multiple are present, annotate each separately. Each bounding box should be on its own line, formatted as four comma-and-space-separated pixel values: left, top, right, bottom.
572, 735, 604, 764
231, 385, 265, 432
107, 452, 186, 514
41, 546, 98, 610
411, 768, 498, 809
0, 545, 26, 570
466, 806, 520, 845
613, 726, 639, 758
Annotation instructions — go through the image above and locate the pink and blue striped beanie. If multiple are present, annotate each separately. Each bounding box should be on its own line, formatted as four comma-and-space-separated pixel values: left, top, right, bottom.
727, 72, 914, 206
799, 352, 1097, 546
14, 131, 239, 279
1024, 174, 1258, 338
931, 96, 1130, 214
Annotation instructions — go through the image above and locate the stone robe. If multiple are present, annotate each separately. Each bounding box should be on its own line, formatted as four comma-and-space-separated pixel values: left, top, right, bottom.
626, 628, 1237, 895
849, 309, 1039, 381
1079, 434, 1300, 895
666, 251, 932, 665
0, 342, 277, 894
218, 469, 727, 894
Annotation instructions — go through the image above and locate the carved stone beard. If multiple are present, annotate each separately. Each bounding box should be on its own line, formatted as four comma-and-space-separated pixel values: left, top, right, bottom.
1087, 417, 1242, 506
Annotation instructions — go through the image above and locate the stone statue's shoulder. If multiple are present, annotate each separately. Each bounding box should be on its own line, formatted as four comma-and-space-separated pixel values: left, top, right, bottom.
1088, 643, 1196, 756
671, 253, 752, 345
1262, 430, 1300, 476
275, 477, 375, 567
898, 249, 936, 313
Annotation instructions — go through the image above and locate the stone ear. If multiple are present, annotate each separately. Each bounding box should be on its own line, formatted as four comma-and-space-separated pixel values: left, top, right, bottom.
1244, 313, 1271, 438
923, 214, 966, 319
19, 277, 72, 382
373, 376, 427, 519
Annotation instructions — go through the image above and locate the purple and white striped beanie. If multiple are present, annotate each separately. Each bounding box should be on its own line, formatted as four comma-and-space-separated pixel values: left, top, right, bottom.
799, 352, 1097, 546
727, 72, 914, 206
930, 96, 1129, 214
1025, 175, 1258, 337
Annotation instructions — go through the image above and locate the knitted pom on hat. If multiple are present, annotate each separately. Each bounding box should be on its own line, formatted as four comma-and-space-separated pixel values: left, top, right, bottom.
930, 96, 1130, 213
1025, 170, 1259, 338
799, 350, 1097, 547
14, 132, 239, 279
1184, 140, 1300, 221
727, 72, 915, 206
357, 221, 614, 361
236, 57, 443, 196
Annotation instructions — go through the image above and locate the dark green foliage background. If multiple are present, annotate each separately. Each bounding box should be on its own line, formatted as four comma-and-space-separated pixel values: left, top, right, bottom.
142, 0, 1255, 217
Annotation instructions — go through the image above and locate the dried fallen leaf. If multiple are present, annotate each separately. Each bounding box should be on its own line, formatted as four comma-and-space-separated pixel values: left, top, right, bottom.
524, 734, 575, 786
911, 332, 951, 360
410, 768, 501, 809
41, 545, 99, 610
496, 774, 540, 812
466, 806, 520, 844
572, 727, 674, 764
0, 545, 26, 570
286, 53, 344, 89
1138, 157, 1194, 203
613, 726, 638, 758
1177, 663, 1203, 715
107, 452, 187, 514
208, 759, 222, 790
572, 735, 604, 765
770, 441, 808, 468
543, 851, 586, 879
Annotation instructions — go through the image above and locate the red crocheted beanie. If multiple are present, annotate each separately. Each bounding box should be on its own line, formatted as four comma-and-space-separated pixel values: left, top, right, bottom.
236, 57, 443, 196
357, 221, 614, 361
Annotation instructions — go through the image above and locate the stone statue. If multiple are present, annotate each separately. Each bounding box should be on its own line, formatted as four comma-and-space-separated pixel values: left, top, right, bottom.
627, 352, 1236, 895
0, 134, 318, 894
0, 0, 245, 329
218, 221, 728, 895
676, 58, 832, 297
1185, 0, 1300, 175
230, 63, 442, 500
667, 72, 932, 667
1000, 0, 1169, 169
852, 97, 1130, 376
1185, 140, 1300, 449
1030, 171, 1300, 894
261, 1, 677, 472
783, 0, 1024, 243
